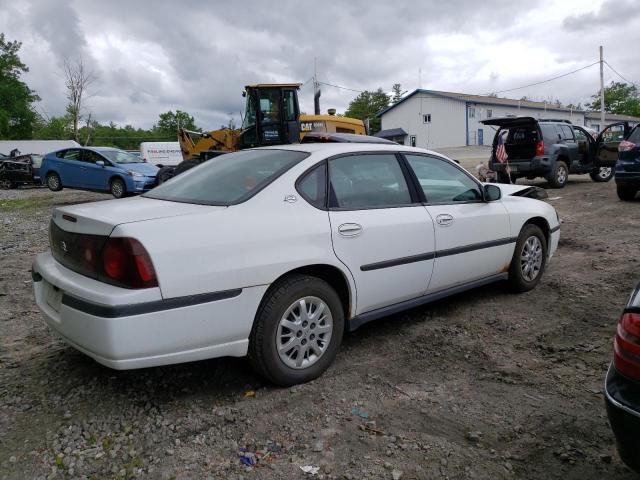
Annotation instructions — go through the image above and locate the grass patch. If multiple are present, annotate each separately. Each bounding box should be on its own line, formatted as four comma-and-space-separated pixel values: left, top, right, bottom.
0, 196, 56, 212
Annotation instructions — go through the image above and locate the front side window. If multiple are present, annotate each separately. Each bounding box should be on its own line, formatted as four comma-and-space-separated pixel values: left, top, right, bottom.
329, 154, 411, 209
405, 154, 482, 204
144, 149, 308, 205
573, 128, 587, 142
83, 150, 105, 164
628, 126, 640, 144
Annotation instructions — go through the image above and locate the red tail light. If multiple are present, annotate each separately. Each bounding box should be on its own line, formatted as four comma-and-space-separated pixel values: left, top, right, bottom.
619, 140, 636, 152
99, 237, 158, 289
614, 312, 640, 381
535, 140, 544, 156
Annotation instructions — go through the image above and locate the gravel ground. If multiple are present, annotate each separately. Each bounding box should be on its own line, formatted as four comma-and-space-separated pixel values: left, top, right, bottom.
0, 178, 639, 480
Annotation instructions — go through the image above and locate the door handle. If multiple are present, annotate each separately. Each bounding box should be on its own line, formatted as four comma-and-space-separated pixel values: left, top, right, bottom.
436, 214, 454, 227
338, 223, 363, 237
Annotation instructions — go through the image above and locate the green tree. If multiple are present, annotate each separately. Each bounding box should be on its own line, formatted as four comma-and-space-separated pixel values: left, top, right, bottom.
391, 83, 404, 103
344, 88, 390, 134
0, 34, 40, 139
155, 110, 198, 136
587, 81, 640, 116
33, 114, 72, 139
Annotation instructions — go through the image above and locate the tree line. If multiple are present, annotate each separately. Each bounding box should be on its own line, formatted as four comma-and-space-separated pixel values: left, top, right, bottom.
2, 32, 639, 145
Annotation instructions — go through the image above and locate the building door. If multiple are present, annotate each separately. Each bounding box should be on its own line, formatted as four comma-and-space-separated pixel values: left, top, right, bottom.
478, 129, 484, 145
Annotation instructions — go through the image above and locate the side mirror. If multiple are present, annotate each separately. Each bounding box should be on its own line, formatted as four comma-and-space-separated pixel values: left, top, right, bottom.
96, 160, 105, 167
483, 184, 501, 202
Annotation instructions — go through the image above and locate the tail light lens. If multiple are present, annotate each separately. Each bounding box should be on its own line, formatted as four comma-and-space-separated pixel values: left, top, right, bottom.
619, 140, 636, 152
49, 221, 157, 289
614, 312, 640, 381
535, 140, 544, 156
99, 237, 158, 289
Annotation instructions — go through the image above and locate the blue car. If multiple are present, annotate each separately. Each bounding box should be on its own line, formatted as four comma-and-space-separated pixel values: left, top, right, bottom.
41, 147, 159, 198
615, 124, 640, 201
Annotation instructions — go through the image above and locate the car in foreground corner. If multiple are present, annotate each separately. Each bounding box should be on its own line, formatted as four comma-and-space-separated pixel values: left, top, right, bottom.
32, 143, 560, 385
40, 147, 159, 198
615, 124, 640, 201
605, 282, 640, 473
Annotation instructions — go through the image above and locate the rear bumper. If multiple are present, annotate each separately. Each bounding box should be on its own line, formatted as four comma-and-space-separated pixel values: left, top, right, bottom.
605, 364, 640, 473
490, 156, 551, 175
32, 252, 267, 369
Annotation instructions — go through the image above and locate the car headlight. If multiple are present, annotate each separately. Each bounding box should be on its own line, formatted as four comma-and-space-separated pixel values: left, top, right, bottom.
127, 170, 145, 177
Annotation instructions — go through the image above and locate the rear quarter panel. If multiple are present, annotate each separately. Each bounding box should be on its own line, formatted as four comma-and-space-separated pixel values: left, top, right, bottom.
112, 166, 356, 303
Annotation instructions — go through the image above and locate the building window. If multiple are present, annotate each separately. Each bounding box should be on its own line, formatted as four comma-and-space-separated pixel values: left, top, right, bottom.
468, 107, 475, 119
422, 114, 431, 123
486, 109, 492, 118
410, 135, 416, 147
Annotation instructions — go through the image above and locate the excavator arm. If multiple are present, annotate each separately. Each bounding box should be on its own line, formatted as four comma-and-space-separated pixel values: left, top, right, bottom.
178, 127, 240, 161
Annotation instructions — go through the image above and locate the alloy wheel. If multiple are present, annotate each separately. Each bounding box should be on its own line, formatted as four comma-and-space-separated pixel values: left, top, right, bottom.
48, 175, 59, 190
597, 167, 612, 180
520, 236, 543, 282
0, 179, 12, 189
557, 166, 567, 184
111, 181, 124, 198
276, 296, 333, 370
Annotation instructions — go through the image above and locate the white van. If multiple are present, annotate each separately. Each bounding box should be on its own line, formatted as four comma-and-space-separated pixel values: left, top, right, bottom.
140, 142, 183, 167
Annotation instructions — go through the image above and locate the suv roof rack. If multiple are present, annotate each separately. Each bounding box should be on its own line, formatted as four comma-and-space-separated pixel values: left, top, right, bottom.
538, 119, 573, 124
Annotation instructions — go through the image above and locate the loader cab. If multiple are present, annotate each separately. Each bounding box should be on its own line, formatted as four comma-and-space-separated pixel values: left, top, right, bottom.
238, 84, 301, 149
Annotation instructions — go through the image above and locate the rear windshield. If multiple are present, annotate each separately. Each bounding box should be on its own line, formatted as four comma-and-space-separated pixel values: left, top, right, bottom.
144, 149, 309, 205
628, 126, 640, 144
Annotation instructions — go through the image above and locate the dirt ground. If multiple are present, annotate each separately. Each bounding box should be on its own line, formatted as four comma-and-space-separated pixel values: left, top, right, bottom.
1, 176, 639, 480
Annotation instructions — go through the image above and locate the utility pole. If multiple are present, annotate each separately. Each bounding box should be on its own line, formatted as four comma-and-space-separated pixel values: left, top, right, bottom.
313, 57, 321, 115
600, 45, 605, 126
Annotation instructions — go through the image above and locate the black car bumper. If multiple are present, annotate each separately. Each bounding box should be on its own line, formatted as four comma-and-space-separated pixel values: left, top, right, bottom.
490, 156, 551, 176
605, 364, 640, 473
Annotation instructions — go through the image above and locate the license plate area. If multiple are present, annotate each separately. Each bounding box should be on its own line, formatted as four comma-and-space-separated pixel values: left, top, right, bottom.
45, 282, 63, 313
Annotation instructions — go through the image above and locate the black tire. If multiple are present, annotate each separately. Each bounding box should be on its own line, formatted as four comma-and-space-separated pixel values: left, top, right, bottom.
46, 172, 62, 191
249, 274, 344, 386
172, 159, 201, 177
497, 171, 512, 184
508, 224, 548, 293
589, 167, 614, 183
0, 178, 15, 189
547, 160, 568, 188
110, 178, 126, 198
156, 166, 175, 184
617, 185, 638, 201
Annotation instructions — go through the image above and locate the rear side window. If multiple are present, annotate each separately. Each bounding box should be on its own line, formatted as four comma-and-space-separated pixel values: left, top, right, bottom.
144, 149, 308, 205
62, 149, 81, 160
329, 154, 411, 209
297, 163, 327, 209
540, 124, 559, 142
559, 125, 574, 141
628, 126, 640, 144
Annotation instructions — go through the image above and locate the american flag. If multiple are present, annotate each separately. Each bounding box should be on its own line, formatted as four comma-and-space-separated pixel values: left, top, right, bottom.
496, 133, 508, 163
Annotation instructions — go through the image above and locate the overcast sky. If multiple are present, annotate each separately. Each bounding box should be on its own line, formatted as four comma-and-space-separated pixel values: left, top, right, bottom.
1, 0, 638, 130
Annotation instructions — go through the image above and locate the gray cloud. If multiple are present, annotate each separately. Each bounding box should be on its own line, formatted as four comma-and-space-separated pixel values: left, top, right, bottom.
563, 0, 640, 31
1, 0, 637, 132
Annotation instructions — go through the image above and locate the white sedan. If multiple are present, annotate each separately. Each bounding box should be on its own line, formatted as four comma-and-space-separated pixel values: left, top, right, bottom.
32, 143, 560, 385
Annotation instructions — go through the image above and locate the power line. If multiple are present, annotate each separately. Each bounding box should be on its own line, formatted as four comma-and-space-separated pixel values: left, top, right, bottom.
480, 61, 600, 96
317, 81, 363, 93
604, 60, 637, 87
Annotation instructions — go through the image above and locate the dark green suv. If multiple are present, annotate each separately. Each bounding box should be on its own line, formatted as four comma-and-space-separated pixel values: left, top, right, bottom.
482, 117, 630, 188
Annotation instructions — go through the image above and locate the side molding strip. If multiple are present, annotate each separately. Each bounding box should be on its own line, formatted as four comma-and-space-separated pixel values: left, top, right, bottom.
62, 288, 243, 318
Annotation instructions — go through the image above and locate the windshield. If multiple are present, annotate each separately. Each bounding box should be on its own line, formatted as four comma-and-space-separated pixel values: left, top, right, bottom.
99, 149, 142, 164
144, 149, 309, 205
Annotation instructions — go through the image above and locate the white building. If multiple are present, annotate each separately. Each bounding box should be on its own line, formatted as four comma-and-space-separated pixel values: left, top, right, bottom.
377, 89, 639, 149
0, 140, 81, 156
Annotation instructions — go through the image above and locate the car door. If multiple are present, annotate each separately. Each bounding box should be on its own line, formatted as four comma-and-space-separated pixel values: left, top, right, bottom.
57, 148, 85, 186
403, 154, 512, 292
81, 150, 110, 188
559, 124, 579, 165
327, 152, 435, 315
595, 122, 630, 167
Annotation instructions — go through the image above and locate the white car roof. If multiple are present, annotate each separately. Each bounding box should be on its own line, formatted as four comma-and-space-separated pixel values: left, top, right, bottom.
258, 142, 454, 162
